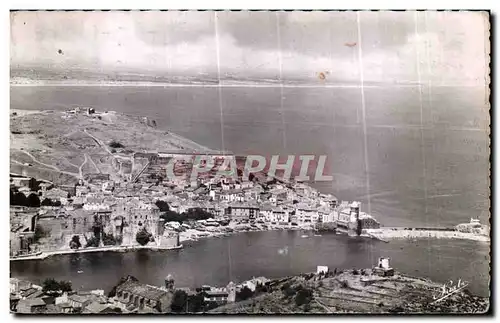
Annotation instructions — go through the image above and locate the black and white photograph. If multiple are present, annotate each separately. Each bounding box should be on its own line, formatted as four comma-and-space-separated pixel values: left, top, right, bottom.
8, 9, 491, 314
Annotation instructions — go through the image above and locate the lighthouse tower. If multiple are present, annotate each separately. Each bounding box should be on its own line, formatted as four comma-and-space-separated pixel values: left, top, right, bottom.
348, 201, 361, 236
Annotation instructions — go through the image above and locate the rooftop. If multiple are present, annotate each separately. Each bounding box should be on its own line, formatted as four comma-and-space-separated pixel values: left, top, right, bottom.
117, 281, 169, 301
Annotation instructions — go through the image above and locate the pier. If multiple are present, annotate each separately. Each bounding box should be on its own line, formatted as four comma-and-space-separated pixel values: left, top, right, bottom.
365, 227, 489, 242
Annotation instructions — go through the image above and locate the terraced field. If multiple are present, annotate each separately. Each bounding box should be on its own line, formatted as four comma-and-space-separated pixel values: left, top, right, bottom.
209, 269, 489, 314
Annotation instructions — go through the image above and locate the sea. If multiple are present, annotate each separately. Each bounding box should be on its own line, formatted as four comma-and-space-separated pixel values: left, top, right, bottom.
9, 84, 490, 296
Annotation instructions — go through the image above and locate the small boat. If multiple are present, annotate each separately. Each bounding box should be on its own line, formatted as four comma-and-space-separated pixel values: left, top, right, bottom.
301, 235, 309, 238
77, 270, 84, 274
314, 234, 322, 237
278, 246, 289, 255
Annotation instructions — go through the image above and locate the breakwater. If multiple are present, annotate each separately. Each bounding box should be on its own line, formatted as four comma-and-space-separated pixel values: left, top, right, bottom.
365, 227, 489, 242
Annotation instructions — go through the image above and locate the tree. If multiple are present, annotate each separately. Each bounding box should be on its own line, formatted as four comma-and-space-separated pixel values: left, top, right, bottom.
109, 140, 124, 148
59, 280, 72, 293
295, 288, 313, 307
183, 208, 212, 221
69, 235, 82, 249
42, 278, 59, 293
136, 228, 152, 246
33, 224, 46, 243
26, 193, 41, 207
281, 283, 296, 298
85, 236, 100, 248
41, 198, 61, 207
42, 278, 72, 296
187, 294, 205, 313
10, 190, 15, 204
236, 286, 254, 301
255, 282, 269, 294
102, 233, 117, 246
170, 290, 188, 312
12, 192, 27, 206
155, 200, 170, 212
160, 210, 186, 224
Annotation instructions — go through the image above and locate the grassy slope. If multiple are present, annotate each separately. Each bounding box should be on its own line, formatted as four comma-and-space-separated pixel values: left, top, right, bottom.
10, 110, 214, 185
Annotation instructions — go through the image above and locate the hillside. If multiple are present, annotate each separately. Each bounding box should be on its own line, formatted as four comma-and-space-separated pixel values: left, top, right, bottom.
10, 108, 215, 185
209, 269, 489, 314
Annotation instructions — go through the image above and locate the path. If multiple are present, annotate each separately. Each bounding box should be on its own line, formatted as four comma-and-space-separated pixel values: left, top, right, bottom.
15, 149, 79, 178
78, 154, 88, 179
86, 154, 101, 173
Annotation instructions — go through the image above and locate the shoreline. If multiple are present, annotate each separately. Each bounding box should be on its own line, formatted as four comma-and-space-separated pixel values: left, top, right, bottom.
365, 228, 490, 243
10, 244, 184, 261
11, 223, 489, 262
178, 222, 314, 243
10, 223, 315, 262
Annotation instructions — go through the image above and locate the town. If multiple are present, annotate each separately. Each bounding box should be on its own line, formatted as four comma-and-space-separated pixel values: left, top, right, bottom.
9, 107, 385, 260
9, 108, 488, 315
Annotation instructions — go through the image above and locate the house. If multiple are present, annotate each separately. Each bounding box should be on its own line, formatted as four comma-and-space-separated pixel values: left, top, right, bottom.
203, 282, 236, 304
83, 197, 110, 211
259, 204, 274, 223
38, 182, 54, 192
272, 207, 289, 224
84, 173, 110, 186
219, 189, 245, 203
269, 188, 289, 202
10, 174, 37, 190
295, 203, 319, 224
43, 187, 70, 202
67, 294, 93, 309
21, 288, 44, 299
373, 257, 395, 277
244, 185, 263, 201
102, 181, 115, 194
16, 298, 47, 313
321, 210, 336, 223
76, 185, 89, 197
115, 280, 173, 312
10, 278, 34, 293
204, 289, 229, 303
82, 301, 117, 314
225, 203, 260, 221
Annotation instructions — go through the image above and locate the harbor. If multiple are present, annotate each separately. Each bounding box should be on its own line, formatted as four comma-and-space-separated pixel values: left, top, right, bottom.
10, 230, 490, 298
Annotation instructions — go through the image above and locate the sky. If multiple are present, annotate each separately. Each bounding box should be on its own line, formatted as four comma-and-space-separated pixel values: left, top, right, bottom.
10, 11, 489, 84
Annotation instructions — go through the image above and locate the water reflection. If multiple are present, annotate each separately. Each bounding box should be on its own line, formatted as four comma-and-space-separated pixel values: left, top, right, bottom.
10, 231, 489, 297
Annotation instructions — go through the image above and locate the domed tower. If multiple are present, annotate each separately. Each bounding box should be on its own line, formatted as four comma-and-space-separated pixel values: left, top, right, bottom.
226, 281, 236, 303
165, 274, 175, 291
348, 201, 361, 236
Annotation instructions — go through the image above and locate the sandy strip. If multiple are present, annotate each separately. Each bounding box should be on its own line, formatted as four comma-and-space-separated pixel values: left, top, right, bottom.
10, 109, 44, 116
